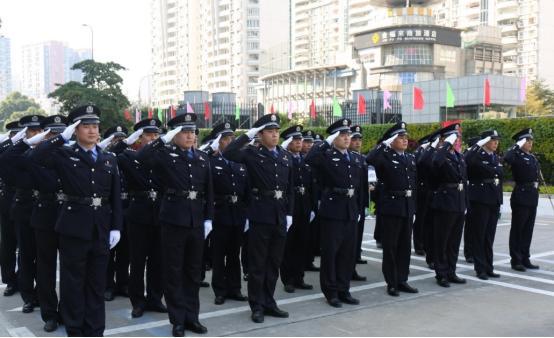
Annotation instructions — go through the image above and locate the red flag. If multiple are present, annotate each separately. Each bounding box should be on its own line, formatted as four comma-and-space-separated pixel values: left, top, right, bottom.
357, 94, 366, 115
413, 86, 424, 110
310, 99, 316, 119
170, 105, 176, 119
484, 78, 491, 106
270, 103, 275, 114
204, 102, 211, 120
124, 109, 132, 121
148, 107, 153, 119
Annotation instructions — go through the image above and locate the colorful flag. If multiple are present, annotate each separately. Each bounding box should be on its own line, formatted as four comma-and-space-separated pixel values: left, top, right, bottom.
135, 108, 141, 123
204, 102, 211, 120
310, 99, 316, 119
446, 82, 455, 108
148, 107, 153, 119
383, 90, 392, 110
270, 103, 275, 114
484, 78, 491, 106
357, 94, 366, 115
235, 105, 240, 120
332, 97, 342, 117
170, 105, 176, 119
520, 77, 527, 103
157, 107, 164, 122
186, 102, 194, 113
124, 109, 132, 121
413, 87, 424, 110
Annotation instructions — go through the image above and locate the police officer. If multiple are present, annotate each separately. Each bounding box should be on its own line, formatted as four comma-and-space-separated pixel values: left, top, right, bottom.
463, 136, 480, 264
30, 105, 122, 336
349, 125, 368, 282
207, 122, 249, 305
101, 125, 131, 301
305, 118, 363, 308
465, 129, 503, 280
430, 124, 468, 287
223, 114, 293, 323
302, 130, 321, 273
197, 133, 214, 289
504, 128, 540, 272
136, 113, 212, 337
0, 121, 23, 297
279, 125, 315, 293
366, 122, 418, 297
413, 133, 432, 256
0, 115, 45, 313
108, 119, 168, 317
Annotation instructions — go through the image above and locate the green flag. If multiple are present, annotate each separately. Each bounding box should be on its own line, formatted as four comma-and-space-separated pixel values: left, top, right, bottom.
332, 97, 342, 117
235, 105, 240, 120
446, 82, 455, 108
157, 107, 164, 122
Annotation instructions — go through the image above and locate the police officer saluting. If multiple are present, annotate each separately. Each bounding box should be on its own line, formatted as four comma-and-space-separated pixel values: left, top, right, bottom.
366, 122, 418, 297
504, 128, 540, 272
223, 114, 293, 324
30, 105, 122, 336
137, 112, 213, 337
305, 118, 363, 308
465, 129, 503, 280
430, 124, 468, 287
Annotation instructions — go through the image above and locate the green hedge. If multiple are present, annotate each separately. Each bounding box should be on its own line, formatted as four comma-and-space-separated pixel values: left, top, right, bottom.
197, 116, 554, 183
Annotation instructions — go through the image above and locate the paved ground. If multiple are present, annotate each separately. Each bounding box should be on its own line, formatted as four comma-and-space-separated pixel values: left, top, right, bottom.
1, 195, 554, 336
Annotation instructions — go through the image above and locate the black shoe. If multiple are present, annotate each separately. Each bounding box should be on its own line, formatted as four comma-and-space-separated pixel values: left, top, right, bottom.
427, 262, 435, 270
294, 281, 313, 290
305, 263, 320, 272
511, 264, 526, 272
284, 284, 295, 293
376, 242, 383, 249
436, 277, 450, 288
145, 301, 168, 313
327, 298, 342, 308
398, 282, 419, 293
351, 272, 367, 282
104, 289, 115, 301
387, 286, 399, 297
476, 272, 488, 280
264, 307, 289, 318
44, 319, 58, 332
227, 293, 248, 301
338, 293, 359, 305
356, 258, 368, 264
185, 321, 207, 334
448, 275, 467, 284
487, 271, 500, 278
251, 310, 264, 323
243, 274, 249, 281
3, 285, 17, 297
131, 307, 144, 318
214, 296, 225, 305
523, 261, 540, 270
22, 302, 34, 313
172, 324, 185, 337
466, 257, 474, 264
199, 281, 210, 288
414, 249, 425, 256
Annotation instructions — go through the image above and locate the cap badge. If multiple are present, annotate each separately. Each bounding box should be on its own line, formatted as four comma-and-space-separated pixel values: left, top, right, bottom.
150, 120, 156, 126
185, 114, 192, 122
116, 126, 122, 132
86, 106, 94, 113
54, 117, 61, 123
271, 114, 276, 122
342, 119, 348, 126
225, 122, 230, 129
32, 116, 38, 122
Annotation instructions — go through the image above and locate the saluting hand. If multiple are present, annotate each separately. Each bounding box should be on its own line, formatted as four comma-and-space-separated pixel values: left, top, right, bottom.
430, 137, 440, 148
246, 124, 266, 139
476, 136, 491, 148
325, 131, 340, 146
444, 133, 458, 145
124, 128, 144, 145
161, 126, 183, 144
281, 136, 293, 150
97, 134, 115, 150
61, 121, 81, 142
382, 134, 398, 147
24, 129, 51, 146
516, 138, 527, 148
210, 133, 222, 152
10, 127, 28, 143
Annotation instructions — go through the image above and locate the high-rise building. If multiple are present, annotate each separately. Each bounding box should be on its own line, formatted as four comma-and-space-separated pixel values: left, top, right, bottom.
433, 0, 554, 87
0, 36, 12, 101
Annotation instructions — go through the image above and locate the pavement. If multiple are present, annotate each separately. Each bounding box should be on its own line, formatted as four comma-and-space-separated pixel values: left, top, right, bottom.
1, 196, 554, 336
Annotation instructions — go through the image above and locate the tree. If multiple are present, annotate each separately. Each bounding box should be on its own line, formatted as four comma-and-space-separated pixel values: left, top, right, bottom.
3, 107, 48, 130
0, 92, 42, 123
519, 80, 554, 116
48, 60, 131, 131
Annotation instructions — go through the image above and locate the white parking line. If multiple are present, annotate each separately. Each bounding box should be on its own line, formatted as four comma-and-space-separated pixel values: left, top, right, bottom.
457, 274, 554, 298
532, 257, 554, 265
7, 327, 35, 337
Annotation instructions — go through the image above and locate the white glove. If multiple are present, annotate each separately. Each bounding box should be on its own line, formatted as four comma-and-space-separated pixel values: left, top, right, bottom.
248, 138, 256, 146
24, 129, 50, 146
309, 211, 316, 223
210, 133, 222, 152
204, 220, 213, 238
383, 134, 399, 147
325, 131, 340, 145
286, 215, 293, 232
516, 138, 527, 148
198, 142, 212, 152
97, 134, 114, 150
476, 136, 491, 148
430, 137, 440, 148
0, 132, 10, 143
445, 133, 458, 145
281, 136, 293, 150
109, 230, 121, 250
244, 219, 249, 233
246, 125, 266, 139
420, 142, 430, 149
62, 121, 80, 141
67, 140, 76, 147
10, 127, 28, 143
161, 126, 183, 144
124, 129, 144, 145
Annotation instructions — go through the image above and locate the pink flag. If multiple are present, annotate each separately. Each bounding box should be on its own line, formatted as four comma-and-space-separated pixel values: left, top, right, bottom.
135, 108, 141, 123
520, 77, 527, 102
186, 102, 194, 113
383, 90, 392, 110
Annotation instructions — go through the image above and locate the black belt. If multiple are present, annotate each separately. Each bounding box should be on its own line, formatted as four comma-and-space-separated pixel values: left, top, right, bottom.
252, 189, 286, 200
216, 194, 241, 204
129, 190, 159, 201
166, 189, 204, 200
439, 183, 464, 191
325, 187, 356, 198
61, 195, 109, 207
36, 192, 63, 202
515, 182, 539, 189
472, 179, 501, 186
294, 186, 307, 195
15, 189, 36, 200
389, 190, 413, 197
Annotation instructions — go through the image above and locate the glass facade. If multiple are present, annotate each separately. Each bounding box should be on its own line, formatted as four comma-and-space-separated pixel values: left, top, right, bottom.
383, 44, 433, 66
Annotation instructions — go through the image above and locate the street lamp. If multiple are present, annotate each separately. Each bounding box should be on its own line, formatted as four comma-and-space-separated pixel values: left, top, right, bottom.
82, 24, 94, 60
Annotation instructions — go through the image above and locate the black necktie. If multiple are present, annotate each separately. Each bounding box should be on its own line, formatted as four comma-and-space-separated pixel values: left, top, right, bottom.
87, 150, 96, 162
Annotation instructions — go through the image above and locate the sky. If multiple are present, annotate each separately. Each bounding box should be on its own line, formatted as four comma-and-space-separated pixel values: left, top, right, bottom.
0, 0, 152, 101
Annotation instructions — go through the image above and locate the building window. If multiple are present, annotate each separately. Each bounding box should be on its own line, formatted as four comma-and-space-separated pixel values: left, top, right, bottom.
383, 44, 432, 66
